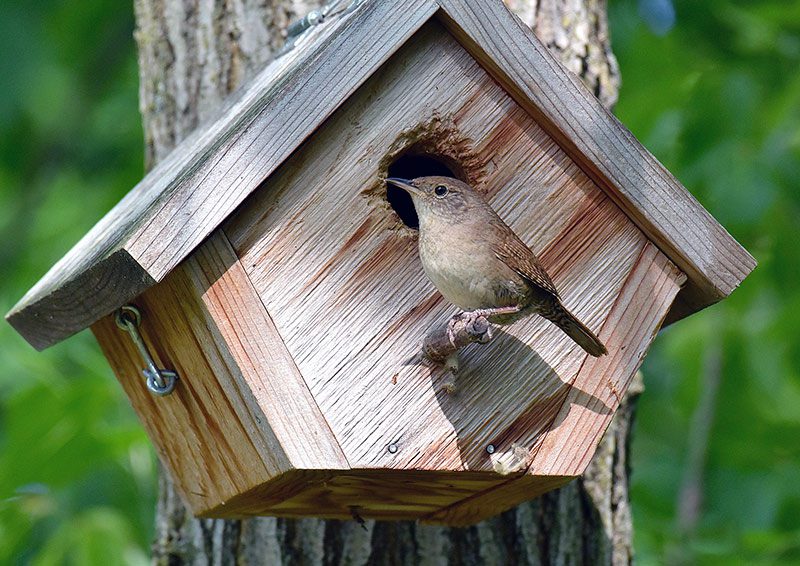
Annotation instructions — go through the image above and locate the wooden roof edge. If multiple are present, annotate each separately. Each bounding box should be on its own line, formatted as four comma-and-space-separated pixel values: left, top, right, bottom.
434, 0, 755, 317
6, 248, 155, 351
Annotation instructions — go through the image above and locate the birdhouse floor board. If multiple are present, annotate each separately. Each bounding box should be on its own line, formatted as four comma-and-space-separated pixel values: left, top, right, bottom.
224, 21, 651, 480
201, 469, 518, 522
423, 475, 574, 527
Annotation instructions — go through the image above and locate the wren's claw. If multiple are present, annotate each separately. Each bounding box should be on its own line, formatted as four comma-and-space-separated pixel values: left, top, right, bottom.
447, 316, 460, 347
447, 310, 494, 348
461, 311, 493, 344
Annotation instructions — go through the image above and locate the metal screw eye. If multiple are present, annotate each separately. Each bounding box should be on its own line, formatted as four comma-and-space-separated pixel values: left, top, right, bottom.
115, 304, 141, 329
115, 305, 178, 397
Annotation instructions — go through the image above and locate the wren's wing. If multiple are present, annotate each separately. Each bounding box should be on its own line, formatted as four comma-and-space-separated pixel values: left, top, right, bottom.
494, 229, 560, 298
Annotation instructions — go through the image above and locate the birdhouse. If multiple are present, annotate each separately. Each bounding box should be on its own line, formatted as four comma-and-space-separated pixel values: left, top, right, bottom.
7, 0, 754, 525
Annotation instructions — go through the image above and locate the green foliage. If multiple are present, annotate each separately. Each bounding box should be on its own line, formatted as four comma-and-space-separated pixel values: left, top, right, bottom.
0, 0, 797, 564
611, 0, 800, 563
0, 1, 154, 564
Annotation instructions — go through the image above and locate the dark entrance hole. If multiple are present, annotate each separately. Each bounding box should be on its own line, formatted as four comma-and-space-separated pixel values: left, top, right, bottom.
386, 153, 456, 229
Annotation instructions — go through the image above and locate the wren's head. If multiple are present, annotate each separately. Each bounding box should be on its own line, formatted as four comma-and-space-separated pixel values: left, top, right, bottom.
386, 176, 486, 229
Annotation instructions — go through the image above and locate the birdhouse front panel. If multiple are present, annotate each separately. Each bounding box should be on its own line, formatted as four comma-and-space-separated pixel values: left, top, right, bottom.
91, 232, 351, 515
13, 0, 752, 528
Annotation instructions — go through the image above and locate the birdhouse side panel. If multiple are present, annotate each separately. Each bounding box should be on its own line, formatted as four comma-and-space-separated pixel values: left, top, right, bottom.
531, 243, 686, 475
92, 275, 280, 514
224, 20, 653, 477
92, 230, 348, 516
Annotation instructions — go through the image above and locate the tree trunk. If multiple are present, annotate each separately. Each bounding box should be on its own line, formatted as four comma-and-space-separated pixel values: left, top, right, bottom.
135, 1, 630, 563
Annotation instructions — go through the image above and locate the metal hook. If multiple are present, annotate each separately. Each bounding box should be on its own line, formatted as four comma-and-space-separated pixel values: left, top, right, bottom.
279, 0, 366, 55
115, 305, 177, 396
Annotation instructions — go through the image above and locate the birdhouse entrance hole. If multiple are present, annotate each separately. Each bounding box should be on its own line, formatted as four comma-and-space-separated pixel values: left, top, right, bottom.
386, 153, 455, 229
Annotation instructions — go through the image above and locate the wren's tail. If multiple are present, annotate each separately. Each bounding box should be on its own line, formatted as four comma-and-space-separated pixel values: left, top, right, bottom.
540, 300, 607, 357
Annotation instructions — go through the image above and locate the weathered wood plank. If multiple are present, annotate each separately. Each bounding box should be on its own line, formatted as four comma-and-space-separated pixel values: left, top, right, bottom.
9, 0, 439, 349
434, 0, 755, 319
422, 242, 685, 526
265, 470, 511, 521
185, 232, 349, 472
10, 249, 155, 351
225, 24, 646, 479
207, 469, 512, 521
423, 475, 573, 527
530, 242, 686, 475
92, 230, 348, 515
92, 270, 282, 513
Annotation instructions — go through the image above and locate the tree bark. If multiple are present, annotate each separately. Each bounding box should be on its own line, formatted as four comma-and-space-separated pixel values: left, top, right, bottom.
135, 1, 631, 564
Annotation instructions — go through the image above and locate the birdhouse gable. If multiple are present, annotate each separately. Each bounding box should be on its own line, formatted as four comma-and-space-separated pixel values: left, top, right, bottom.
7, 0, 753, 350
8, 0, 754, 526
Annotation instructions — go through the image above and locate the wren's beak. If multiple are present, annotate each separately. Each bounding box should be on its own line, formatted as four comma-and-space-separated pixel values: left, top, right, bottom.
386, 177, 423, 197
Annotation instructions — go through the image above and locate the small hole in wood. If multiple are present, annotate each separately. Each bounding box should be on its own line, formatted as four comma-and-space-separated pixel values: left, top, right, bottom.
386, 153, 455, 229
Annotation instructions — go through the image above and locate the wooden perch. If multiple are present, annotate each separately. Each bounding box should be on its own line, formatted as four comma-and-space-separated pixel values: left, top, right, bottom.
423, 311, 495, 367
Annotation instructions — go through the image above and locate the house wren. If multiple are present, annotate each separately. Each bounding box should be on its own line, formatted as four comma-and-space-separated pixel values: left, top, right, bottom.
386, 175, 607, 357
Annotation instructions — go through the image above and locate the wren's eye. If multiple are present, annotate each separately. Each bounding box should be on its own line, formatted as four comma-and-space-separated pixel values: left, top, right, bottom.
434, 185, 448, 197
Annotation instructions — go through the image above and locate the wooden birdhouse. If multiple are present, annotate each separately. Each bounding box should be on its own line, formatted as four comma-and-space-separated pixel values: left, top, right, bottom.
7, 0, 754, 525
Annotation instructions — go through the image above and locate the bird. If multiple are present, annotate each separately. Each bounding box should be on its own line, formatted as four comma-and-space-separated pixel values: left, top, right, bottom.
386, 175, 607, 357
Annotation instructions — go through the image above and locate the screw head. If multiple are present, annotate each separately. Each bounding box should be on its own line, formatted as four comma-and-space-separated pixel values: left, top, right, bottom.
387, 444, 398, 454
486, 444, 496, 454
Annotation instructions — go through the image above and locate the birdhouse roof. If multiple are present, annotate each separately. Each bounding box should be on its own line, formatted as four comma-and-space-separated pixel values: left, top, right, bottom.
8, 0, 755, 350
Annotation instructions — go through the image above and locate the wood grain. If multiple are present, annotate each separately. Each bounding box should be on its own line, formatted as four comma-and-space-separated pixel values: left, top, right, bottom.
199, 469, 511, 522
225, 24, 648, 481
425, 475, 573, 526
434, 0, 755, 319
9, 0, 752, 351
88, 10, 696, 522
9, 0, 438, 349
424, 242, 685, 526
530, 242, 686, 475
92, 230, 348, 515
256, 470, 511, 521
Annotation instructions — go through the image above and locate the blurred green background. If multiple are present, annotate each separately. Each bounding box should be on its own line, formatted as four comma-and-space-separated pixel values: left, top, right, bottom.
0, 0, 797, 564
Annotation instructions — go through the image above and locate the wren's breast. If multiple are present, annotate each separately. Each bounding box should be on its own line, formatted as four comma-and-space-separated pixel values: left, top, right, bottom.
417, 225, 525, 311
